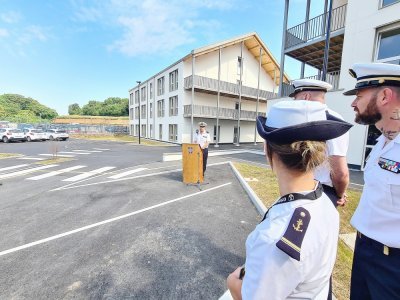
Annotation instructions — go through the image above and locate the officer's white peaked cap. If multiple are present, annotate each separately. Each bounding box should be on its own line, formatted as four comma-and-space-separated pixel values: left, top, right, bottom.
289, 79, 332, 97
344, 62, 400, 95
198, 122, 207, 127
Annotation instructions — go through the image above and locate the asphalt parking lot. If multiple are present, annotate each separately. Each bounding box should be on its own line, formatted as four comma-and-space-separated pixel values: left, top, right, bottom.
0, 139, 262, 299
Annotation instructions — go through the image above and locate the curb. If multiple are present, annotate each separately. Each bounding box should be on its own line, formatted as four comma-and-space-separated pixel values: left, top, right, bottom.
228, 161, 267, 215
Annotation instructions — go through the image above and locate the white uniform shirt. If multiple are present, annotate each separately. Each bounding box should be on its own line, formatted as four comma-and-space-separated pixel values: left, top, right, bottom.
242, 191, 339, 299
194, 131, 211, 149
314, 108, 349, 187
351, 134, 400, 247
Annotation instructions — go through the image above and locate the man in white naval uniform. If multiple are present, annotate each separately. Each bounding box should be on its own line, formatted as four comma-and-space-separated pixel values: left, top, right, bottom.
193, 122, 211, 176
291, 79, 350, 207
344, 62, 400, 299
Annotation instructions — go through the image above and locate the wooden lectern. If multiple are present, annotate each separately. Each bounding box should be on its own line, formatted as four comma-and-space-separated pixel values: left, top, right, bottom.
182, 143, 203, 184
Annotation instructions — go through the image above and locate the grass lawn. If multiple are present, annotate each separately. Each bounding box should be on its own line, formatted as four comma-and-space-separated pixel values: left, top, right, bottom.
35, 157, 74, 165
70, 134, 173, 146
234, 162, 361, 300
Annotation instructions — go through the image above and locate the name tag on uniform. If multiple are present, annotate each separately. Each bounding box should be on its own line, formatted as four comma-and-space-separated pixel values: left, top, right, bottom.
378, 157, 400, 174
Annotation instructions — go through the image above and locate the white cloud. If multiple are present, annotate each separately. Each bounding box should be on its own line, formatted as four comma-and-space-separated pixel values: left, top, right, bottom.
0, 11, 22, 23
17, 26, 50, 45
0, 28, 9, 37
71, 0, 236, 57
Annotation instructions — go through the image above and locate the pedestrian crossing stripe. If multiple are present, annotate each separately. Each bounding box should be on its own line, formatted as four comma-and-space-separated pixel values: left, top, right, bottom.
108, 167, 148, 179
0, 165, 59, 180
62, 167, 116, 182
0, 164, 29, 172
26, 165, 87, 180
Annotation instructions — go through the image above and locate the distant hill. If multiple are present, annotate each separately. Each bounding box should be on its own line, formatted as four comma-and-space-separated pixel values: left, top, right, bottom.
0, 94, 58, 123
68, 97, 129, 117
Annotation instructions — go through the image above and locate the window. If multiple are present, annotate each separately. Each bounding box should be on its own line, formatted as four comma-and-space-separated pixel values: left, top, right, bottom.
135, 90, 139, 104
141, 124, 146, 137
135, 107, 139, 119
135, 125, 139, 136
149, 83, 153, 99
150, 124, 153, 138
169, 124, 178, 142
159, 124, 163, 140
157, 100, 165, 117
141, 87, 146, 102
169, 69, 178, 91
213, 125, 220, 143
376, 25, 400, 64
381, 0, 400, 7
129, 93, 133, 106
169, 96, 178, 116
149, 103, 153, 118
157, 77, 165, 96
237, 57, 243, 76
141, 105, 146, 118
129, 108, 134, 120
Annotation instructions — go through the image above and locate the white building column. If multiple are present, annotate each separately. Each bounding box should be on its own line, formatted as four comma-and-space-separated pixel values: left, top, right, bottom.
254, 46, 262, 145
236, 40, 244, 146
279, 0, 289, 97
215, 47, 221, 148
190, 51, 195, 142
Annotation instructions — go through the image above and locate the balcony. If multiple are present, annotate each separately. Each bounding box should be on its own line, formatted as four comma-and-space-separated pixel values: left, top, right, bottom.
184, 75, 277, 101
183, 105, 266, 121
279, 71, 341, 98
284, 4, 347, 72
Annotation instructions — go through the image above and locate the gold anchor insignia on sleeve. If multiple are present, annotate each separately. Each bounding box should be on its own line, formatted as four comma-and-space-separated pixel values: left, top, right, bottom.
293, 219, 303, 232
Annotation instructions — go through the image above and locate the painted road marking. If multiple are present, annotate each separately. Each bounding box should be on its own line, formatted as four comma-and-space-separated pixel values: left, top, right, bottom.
108, 167, 148, 179
26, 165, 87, 181
39, 154, 75, 158
58, 151, 90, 155
0, 165, 58, 180
0, 182, 232, 257
0, 164, 29, 172
52, 161, 229, 192
62, 167, 116, 182
72, 150, 102, 153
93, 148, 110, 151
16, 157, 45, 161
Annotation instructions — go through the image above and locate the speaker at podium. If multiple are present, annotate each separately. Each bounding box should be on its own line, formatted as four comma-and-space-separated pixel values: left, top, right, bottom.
182, 143, 203, 184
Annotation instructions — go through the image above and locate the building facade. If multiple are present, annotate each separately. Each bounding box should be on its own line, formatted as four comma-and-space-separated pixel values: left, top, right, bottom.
128, 33, 288, 145
276, 0, 400, 170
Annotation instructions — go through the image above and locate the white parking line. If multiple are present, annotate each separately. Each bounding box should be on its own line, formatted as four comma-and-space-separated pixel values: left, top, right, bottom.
108, 167, 148, 179
39, 154, 75, 158
0, 182, 232, 257
17, 157, 46, 161
0, 164, 29, 172
93, 148, 110, 151
27, 165, 87, 181
58, 152, 90, 155
72, 150, 102, 153
62, 167, 116, 182
0, 165, 58, 180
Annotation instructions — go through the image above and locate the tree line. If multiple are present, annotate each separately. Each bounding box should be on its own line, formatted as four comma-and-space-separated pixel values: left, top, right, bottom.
0, 94, 58, 123
68, 97, 129, 116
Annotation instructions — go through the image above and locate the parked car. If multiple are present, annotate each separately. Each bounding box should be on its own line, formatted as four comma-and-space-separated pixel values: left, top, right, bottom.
0, 128, 26, 143
23, 128, 46, 142
45, 129, 69, 141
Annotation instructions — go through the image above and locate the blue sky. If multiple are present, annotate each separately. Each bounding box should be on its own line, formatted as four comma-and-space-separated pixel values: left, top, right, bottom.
0, 0, 324, 115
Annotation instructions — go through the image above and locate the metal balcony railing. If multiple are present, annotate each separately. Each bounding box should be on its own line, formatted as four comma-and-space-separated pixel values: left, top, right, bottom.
285, 4, 347, 49
183, 105, 266, 121
184, 75, 277, 100
278, 71, 341, 98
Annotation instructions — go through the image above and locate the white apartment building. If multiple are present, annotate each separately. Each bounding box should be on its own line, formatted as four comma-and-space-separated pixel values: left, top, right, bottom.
277, 0, 400, 170
128, 33, 289, 145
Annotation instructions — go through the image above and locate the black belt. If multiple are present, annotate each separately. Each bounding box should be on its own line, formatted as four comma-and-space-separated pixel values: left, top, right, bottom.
357, 232, 400, 256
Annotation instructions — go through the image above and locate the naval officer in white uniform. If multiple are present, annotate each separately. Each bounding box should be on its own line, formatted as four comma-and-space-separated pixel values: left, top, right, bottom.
344, 62, 400, 300
193, 122, 211, 175
227, 100, 352, 299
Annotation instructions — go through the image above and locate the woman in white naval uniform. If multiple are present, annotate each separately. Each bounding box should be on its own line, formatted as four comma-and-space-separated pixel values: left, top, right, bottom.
227, 100, 352, 300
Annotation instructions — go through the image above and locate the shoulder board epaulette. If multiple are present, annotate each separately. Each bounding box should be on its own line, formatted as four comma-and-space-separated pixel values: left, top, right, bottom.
276, 207, 310, 261
206, 131, 209, 134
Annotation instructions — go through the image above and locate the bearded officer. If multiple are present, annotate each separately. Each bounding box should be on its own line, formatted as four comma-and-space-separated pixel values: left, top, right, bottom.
193, 122, 211, 176
343, 62, 400, 299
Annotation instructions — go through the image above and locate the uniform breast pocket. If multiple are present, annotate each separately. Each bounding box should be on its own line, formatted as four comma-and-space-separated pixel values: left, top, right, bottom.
387, 173, 400, 210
